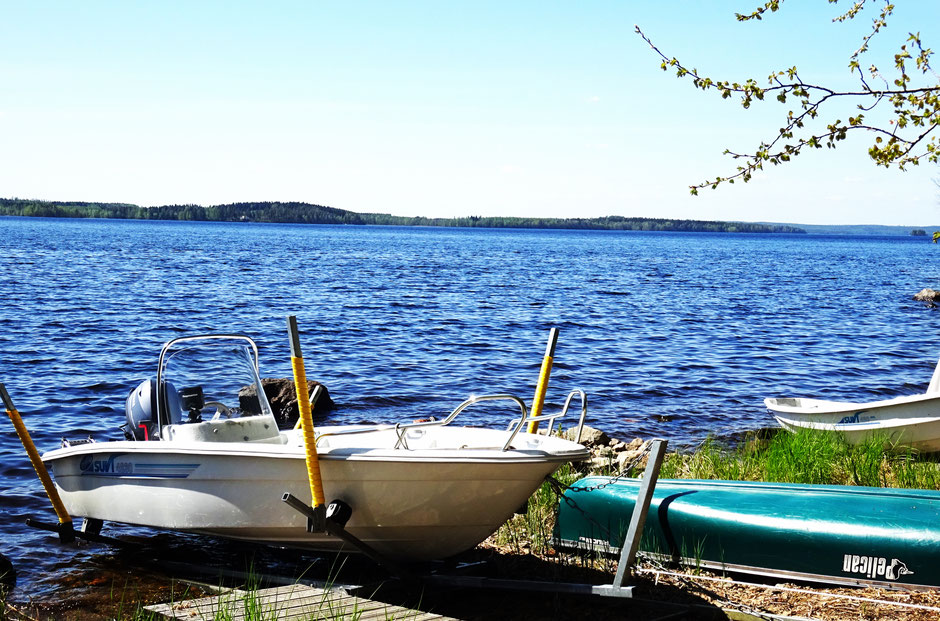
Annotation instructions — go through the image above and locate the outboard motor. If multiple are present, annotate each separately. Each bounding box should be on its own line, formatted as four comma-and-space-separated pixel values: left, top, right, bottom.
124, 379, 182, 440
125, 379, 157, 441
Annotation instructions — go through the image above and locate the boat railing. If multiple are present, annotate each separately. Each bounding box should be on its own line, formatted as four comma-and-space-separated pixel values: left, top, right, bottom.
314, 393, 529, 452
507, 389, 587, 444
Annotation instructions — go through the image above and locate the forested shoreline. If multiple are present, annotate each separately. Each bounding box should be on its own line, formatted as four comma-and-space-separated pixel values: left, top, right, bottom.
0, 198, 806, 234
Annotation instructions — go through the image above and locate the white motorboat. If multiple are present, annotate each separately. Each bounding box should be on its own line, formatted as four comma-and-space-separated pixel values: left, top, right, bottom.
41, 334, 589, 561
765, 358, 940, 452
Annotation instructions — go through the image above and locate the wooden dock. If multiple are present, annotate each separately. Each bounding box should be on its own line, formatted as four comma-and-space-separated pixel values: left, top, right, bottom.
145, 583, 460, 620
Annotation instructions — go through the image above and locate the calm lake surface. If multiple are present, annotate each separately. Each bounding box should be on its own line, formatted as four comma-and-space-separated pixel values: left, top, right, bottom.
2, 216, 940, 600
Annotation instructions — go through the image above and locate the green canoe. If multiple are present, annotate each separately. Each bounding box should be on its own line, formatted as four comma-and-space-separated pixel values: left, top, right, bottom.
554, 477, 940, 589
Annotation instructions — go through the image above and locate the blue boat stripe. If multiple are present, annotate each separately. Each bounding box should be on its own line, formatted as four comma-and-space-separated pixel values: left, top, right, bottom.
85, 473, 193, 478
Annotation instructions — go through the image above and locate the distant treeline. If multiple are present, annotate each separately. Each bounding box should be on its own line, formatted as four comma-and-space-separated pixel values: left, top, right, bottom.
0, 198, 806, 234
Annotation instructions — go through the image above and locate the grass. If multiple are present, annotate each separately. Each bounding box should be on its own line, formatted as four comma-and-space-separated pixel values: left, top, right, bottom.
206, 583, 282, 621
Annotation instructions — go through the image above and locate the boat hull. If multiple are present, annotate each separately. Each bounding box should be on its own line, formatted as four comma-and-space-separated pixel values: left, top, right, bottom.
44, 429, 584, 561
766, 395, 940, 452
555, 477, 940, 589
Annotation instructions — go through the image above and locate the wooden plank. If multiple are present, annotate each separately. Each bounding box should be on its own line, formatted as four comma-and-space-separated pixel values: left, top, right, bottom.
145, 583, 459, 620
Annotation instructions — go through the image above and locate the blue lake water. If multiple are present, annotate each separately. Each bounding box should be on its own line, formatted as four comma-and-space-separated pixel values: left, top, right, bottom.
2, 215, 940, 599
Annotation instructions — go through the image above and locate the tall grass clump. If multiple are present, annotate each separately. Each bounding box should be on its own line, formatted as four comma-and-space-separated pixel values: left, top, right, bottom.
660, 437, 759, 481
760, 428, 849, 484
892, 452, 940, 489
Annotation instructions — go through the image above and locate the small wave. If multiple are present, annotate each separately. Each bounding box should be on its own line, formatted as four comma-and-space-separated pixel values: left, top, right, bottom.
353, 395, 424, 408
79, 381, 126, 392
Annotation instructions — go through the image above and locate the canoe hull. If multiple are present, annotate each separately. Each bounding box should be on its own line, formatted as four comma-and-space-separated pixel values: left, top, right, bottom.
555, 477, 940, 589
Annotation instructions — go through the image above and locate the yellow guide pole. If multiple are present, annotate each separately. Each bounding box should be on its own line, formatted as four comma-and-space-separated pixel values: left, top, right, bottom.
0, 383, 75, 541
526, 328, 559, 434
287, 316, 327, 521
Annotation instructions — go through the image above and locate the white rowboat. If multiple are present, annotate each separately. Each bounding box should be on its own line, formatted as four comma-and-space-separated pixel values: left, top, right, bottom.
765, 358, 940, 452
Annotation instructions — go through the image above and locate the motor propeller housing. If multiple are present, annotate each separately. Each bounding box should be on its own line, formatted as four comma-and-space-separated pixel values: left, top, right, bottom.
124, 379, 182, 440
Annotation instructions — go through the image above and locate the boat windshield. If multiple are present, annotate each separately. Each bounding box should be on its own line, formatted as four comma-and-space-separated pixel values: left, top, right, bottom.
158, 336, 274, 424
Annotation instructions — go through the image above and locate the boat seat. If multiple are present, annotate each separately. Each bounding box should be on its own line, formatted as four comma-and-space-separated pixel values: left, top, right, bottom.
163, 414, 284, 444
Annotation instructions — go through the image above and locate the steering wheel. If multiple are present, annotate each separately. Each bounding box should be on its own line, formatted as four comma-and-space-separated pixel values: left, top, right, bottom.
204, 401, 234, 419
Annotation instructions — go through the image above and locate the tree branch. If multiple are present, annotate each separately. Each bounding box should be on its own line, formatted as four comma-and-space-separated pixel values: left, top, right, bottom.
634, 9, 940, 195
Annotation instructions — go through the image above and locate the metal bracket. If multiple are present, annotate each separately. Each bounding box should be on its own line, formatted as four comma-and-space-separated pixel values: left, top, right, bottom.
426, 438, 668, 599
281, 493, 416, 583
25, 517, 120, 546
611, 438, 667, 588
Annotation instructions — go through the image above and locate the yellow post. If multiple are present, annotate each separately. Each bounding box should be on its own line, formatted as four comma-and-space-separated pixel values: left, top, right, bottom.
287, 316, 327, 528
0, 383, 75, 542
526, 328, 559, 434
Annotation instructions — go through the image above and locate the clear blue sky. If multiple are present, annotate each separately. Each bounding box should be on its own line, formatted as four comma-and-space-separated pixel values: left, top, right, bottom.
2, 1, 938, 225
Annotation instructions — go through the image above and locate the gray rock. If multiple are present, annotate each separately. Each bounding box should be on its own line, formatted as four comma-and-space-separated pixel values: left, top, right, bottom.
616, 449, 647, 471
914, 288, 940, 305
567, 424, 609, 447
625, 437, 645, 451
589, 455, 615, 471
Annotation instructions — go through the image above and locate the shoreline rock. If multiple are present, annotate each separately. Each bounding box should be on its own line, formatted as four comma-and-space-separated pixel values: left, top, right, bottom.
567, 424, 650, 472
238, 378, 335, 428
914, 288, 940, 307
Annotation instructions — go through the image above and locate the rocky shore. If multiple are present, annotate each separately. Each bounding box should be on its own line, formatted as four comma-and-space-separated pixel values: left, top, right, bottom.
565, 424, 651, 472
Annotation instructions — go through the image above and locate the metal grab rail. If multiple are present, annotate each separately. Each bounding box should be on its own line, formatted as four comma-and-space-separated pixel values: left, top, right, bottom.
508, 389, 587, 444
315, 393, 529, 452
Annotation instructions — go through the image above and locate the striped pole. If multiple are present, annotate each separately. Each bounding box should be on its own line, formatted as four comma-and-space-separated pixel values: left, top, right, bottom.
1, 383, 75, 542
287, 317, 327, 527
526, 328, 559, 434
